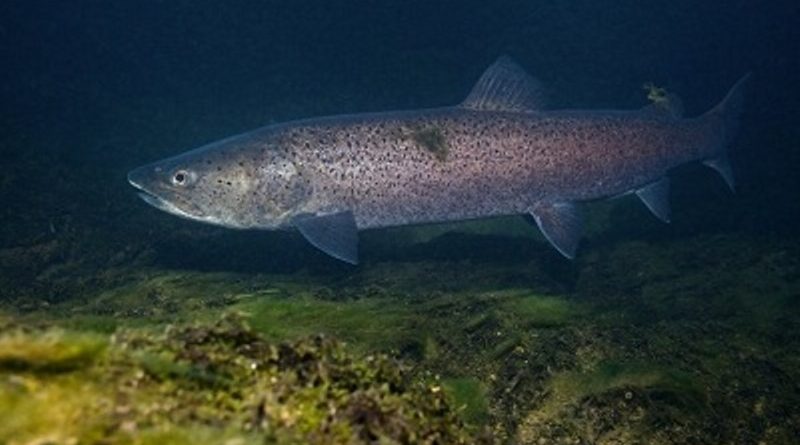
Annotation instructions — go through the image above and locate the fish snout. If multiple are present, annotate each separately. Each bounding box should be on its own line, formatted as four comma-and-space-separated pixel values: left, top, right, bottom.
127, 164, 163, 191
127, 164, 182, 214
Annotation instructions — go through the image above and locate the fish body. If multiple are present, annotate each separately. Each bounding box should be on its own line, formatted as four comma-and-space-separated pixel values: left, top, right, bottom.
128, 57, 748, 263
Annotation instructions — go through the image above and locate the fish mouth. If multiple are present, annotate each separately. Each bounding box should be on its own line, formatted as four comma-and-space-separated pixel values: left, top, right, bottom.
127, 168, 195, 219
127, 166, 152, 194
136, 190, 171, 212
128, 170, 158, 206
133, 187, 197, 220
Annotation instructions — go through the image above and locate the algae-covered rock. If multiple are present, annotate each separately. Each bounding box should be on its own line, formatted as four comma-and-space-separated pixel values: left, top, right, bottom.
2, 230, 800, 444
0, 315, 487, 445
0, 329, 106, 372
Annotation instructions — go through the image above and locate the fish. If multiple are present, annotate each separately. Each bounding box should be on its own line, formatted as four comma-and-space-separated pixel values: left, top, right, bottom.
127, 56, 749, 264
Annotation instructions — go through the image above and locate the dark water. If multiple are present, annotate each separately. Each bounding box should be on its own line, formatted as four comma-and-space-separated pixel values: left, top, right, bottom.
1, 1, 799, 443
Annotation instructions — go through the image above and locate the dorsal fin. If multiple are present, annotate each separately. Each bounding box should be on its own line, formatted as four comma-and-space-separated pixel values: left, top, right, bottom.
460, 56, 546, 112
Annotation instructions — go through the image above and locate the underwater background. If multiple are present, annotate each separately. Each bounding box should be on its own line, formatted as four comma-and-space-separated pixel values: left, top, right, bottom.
1, 1, 799, 444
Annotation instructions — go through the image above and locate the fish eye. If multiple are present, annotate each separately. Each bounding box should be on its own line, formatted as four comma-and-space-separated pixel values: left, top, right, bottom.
172, 170, 189, 186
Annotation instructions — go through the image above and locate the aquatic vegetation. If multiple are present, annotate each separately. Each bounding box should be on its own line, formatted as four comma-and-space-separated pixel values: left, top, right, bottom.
0, 315, 485, 445
236, 295, 420, 353
542, 361, 706, 416
1, 231, 799, 443
495, 290, 580, 328
0, 329, 106, 372
643, 82, 669, 106
514, 358, 709, 443
0, 372, 113, 444
442, 377, 490, 425
642, 81, 684, 118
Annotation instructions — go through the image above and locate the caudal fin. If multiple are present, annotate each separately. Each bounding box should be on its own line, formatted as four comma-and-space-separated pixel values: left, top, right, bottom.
701, 73, 751, 191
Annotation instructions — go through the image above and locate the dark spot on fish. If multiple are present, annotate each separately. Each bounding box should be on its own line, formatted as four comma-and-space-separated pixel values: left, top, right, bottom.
411, 126, 448, 161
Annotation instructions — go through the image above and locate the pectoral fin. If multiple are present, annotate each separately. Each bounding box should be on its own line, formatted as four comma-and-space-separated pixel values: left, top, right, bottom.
635, 177, 671, 223
529, 202, 582, 259
293, 211, 359, 265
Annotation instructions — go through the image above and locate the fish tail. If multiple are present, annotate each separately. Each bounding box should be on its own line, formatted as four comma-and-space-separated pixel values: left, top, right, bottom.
700, 73, 751, 191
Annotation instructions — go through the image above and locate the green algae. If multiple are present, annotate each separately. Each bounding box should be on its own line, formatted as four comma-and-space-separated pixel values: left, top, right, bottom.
0, 329, 106, 372
236, 296, 419, 352
71, 270, 261, 322
0, 315, 482, 445
2, 232, 800, 443
442, 377, 490, 425
0, 278, 586, 442
543, 361, 706, 415
514, 360, 710, 444
0, 373, 112, 444
497, 291, 581, 328
130, 427, 262, 445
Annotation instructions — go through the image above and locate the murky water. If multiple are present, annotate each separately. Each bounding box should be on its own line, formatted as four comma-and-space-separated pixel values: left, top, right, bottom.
1, 1, 799, 443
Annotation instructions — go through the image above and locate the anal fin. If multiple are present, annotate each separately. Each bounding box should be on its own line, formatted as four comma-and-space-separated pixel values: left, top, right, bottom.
635, 177, 671, 223
293, 211, 359, 265
528, 202, 582, 259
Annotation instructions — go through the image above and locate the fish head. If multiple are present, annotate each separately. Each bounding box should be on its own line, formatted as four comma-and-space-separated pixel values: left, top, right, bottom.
128, 137, 312, 229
